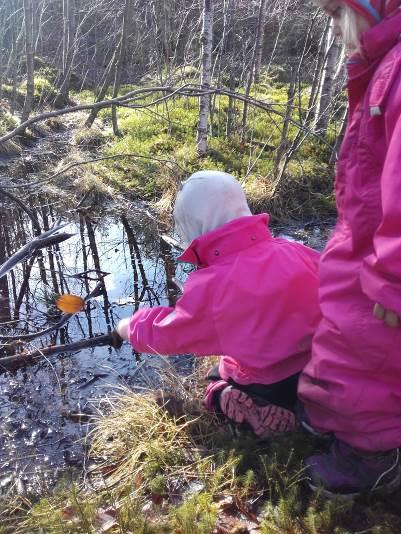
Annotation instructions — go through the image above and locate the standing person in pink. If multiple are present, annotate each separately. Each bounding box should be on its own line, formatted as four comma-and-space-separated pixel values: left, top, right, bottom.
117, 171, 321, 438
299, 0, 401, 496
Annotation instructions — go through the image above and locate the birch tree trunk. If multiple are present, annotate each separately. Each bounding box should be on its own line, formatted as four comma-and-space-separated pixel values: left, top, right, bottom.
197, 0, 214, 157
254, 0, 268, 84
305, 17, 330, 126
21, 0, 35, 124
314, 21, 343, 135
240, 0, 267, 144
57, 0, 76, 107
111, 0, 133, 136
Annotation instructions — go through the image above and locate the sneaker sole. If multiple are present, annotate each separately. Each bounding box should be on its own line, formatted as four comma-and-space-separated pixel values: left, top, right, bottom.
220, 386, 296, 437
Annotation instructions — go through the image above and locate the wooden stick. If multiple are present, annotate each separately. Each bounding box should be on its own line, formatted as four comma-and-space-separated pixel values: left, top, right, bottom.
0, 333, 117, 373
0, 223, 74, 280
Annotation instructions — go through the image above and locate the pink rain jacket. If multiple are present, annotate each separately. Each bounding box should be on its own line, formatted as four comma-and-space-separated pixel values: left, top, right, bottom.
299, 13, 401, 452
129, 214, 321, 385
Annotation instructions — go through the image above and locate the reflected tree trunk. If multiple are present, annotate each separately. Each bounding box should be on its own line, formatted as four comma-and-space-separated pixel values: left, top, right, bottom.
121, 216, 140, 311
160, 237, 177, 307
121, 216, 160, 306
85, 217, 111, 327
41, 204, 60, 295
0, 199, 11, 323
79, 214, 93, 336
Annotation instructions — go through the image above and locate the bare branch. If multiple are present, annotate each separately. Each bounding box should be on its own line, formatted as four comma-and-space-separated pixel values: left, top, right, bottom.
0, 281, 104, 341
0, 223, 74, 280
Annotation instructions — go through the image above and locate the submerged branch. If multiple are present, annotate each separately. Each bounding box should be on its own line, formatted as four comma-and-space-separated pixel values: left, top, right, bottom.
0, 333, 118, 373
0, 282, 104, 341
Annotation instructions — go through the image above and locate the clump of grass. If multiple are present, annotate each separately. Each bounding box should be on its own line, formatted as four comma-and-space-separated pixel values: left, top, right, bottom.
0, 108, 22, 156
19, 76, 58, 104
73, 126, 107, 149
170, 492, 218, 533
89, 391, 198, 496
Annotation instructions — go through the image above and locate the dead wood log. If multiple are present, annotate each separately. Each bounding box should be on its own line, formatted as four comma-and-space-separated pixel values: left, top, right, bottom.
0, 332, 123, 373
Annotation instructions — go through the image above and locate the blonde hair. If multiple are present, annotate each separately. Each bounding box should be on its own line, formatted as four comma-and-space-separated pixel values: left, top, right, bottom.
340, 4, 363, 54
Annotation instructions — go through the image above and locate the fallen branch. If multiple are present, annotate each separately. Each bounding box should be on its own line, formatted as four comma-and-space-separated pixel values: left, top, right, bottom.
0, 222, 75, 280
0, 84, 334, 152
0, 333, 118, 373
0, 86, 185, 145
0, 153, 189, 190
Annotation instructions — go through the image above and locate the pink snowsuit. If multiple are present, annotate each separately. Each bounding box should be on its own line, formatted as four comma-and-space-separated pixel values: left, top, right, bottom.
128, 214, 321, 386
299, 12, 401, 452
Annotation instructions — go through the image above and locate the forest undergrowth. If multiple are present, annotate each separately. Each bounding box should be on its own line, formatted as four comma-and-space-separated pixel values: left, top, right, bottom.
1, 361, 401, 533
1, 70, 338, 221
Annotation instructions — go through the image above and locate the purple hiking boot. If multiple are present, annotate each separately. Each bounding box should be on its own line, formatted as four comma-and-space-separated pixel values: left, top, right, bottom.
296, 403, 333, 441
219, 386, 297, 438
307, 439, 401, 498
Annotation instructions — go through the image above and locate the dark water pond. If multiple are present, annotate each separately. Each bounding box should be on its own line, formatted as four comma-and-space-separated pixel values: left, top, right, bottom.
0, 205, 195, 496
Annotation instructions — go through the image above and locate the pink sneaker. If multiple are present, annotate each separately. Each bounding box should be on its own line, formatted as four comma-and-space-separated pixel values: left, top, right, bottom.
219, 386, 297, 438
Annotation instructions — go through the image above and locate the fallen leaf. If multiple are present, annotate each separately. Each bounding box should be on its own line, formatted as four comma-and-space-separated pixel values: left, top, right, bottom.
95, 507, 118, 533
55, 294, 86, 314
60, 505, 75, 520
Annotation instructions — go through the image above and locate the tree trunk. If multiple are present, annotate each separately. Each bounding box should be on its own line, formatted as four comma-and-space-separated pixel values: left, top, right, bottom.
84, 52, 117, 128
197, 0, 214, 157
240, 0, 267, 144
314, 21, 343, 135
305, 17, 330, 126
112, 0, 133, 136
254, 0, 268, 84
57, 0, 76, 107
21, 0, 35, 124
272, 68, 296, 183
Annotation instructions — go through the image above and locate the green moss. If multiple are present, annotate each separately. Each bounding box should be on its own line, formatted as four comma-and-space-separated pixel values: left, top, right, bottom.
170, 493, 218, 534
19, 75, 58, 103
0, 108, 18, 135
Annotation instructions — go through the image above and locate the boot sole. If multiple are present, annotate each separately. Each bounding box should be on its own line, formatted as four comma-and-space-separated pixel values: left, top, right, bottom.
301, 420, 334, 442
308, 468, 401, 500
220, 386, 296, 437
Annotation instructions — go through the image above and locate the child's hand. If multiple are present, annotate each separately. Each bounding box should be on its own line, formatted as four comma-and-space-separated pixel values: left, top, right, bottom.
116, 317, 131, 340
373, 303, 400, 328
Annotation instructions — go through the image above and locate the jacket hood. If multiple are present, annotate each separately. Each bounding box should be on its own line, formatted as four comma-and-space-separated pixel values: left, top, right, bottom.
178, 213, 271, 266
173, 170, 252, 246
343, 0, 401, 25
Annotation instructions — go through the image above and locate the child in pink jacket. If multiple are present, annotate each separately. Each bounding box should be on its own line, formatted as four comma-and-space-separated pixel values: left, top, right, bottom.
298, 0, 401, 497
117, 171, 320, 437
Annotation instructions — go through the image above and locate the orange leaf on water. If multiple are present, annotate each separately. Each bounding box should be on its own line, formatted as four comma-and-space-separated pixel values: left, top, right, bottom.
55, 294, 86, 314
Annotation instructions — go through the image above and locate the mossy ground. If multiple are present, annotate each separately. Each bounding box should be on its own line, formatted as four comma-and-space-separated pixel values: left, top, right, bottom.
2, 68, 337, 220
71, 78, 338, 220
2, 363, 400, 533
